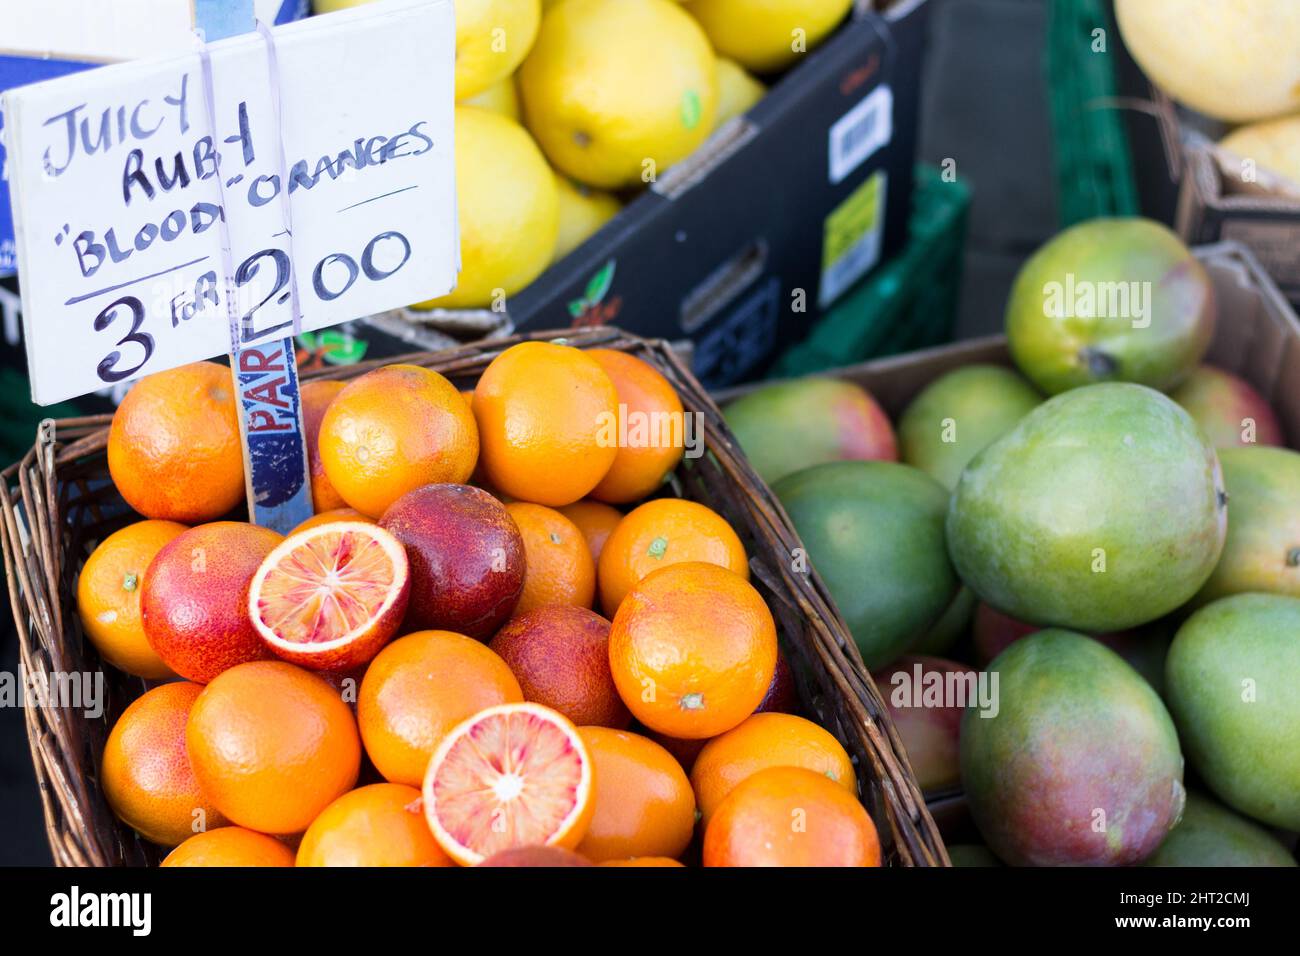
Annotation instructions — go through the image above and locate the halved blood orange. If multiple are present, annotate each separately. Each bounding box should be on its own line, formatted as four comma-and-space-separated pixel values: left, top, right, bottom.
422, 702, 595, 866
249, 521, 410, 672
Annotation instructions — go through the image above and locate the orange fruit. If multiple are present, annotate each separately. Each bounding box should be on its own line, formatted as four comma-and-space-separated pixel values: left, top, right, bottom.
318, 363, 479, 518
506, 502, 596, 616
473, 341, 619, 506
557, 500, 623, 564
249, 522, 410, 672
703, 766, 881, 867
77, 519, 186, 678
478, 846, 593, 867
290, 507, 374, 535
301, 379, 348, 512
107, 361, 244, 523
357, 630, 523, 786
490, 605, 630, 728
690, 712, 856, 826
598, 498, 748, 615
587, 349, 686, 504
609, 562, 776, 739
599, 857, 686, 867
102, 682, 226, 846
141, 521, 282, 683
575, 727, 695, 863
296, 783, 453, 867
423, 702, 595, 865
161, 827, 295, 867
186, 661, 361, 834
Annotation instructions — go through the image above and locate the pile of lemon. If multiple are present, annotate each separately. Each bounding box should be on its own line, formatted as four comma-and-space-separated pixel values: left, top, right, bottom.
315, 0, 852, 308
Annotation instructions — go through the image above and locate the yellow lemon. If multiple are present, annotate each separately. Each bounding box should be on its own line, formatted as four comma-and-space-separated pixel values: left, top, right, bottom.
1220, 114, 1300, 186
519, 0, 717, 189
413, 107, 558, 310
685, 0, 852, 74
455, 0, 542, 101
316, 0, 541, 103
1115, 0, 1300, 123
714, 57, 765, 128
463, 75, 522, 121
553, 173, 621, 261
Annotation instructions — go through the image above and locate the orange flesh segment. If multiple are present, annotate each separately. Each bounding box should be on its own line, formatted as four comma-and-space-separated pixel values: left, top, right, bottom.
433, 709, 585, 858
256, 529, 397, 644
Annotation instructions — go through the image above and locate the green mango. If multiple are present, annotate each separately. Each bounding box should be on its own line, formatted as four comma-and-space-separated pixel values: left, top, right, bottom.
898, 364, 1041, 490
1006, 217, 1213, 394
1165, 592, 1300, 830
948, 382, 1226, 632
1145, 791, 1296, 867
774, 461, 956, 669
1195, 446, 1300, 604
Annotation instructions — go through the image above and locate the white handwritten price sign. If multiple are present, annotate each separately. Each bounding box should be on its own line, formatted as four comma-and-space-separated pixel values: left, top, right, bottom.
4, 0, 457, 407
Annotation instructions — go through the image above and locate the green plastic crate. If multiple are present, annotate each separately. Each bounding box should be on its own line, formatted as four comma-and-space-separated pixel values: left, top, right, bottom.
769, 164, 971, 378
1045, 0, 1139, 225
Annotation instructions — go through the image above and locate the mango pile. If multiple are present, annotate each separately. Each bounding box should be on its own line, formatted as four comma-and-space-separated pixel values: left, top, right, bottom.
726, 216, 1299, 867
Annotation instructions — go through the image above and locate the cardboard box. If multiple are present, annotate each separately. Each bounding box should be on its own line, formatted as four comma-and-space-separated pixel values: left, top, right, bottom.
718, 242, 1300, 443
368, 0, 932, 388
1100, 0, 1300, 308
0, 0, 311, 275
1176, 145, 1300, 308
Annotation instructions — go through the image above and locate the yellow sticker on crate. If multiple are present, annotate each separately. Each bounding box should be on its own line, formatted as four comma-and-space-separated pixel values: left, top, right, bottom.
820, 170, 887, 308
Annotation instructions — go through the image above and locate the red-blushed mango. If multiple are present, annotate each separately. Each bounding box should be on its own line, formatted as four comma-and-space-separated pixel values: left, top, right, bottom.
379, 483, 524, 639
961, 630, 1185, 866
1165, 593, 1300, 830
1168, 364, 1284, 450
723, 377, 896, 486
1005, 218, 1214, 394
1194, 446, 1300, 604
971, 602, 1172, 695
874, 656, 974, 793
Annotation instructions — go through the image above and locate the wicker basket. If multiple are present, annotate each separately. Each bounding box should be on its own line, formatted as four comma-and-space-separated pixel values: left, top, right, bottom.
1, 326, 946, 868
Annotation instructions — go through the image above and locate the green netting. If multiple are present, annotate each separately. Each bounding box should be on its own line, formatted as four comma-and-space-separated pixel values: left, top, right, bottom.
770, 164, 971, 378
1046, 0, 1140, 225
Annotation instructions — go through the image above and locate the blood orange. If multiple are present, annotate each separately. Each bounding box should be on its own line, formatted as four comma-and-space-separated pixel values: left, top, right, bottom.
477, 846, 594, 867
249, 522, 410, 672
422, 702, 594, 866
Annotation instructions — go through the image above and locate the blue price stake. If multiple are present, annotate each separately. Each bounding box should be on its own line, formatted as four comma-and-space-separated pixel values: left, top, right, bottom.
198, 0, 313, 535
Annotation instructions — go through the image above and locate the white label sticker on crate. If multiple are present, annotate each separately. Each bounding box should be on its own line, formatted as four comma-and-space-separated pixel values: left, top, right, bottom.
819, 170, 887, 308
828, 85, 893, 186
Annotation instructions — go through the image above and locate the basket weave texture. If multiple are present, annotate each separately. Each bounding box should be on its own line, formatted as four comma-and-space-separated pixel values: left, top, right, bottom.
1, 326, 946, 867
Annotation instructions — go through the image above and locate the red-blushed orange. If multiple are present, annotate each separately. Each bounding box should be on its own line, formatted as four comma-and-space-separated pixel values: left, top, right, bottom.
102, 682, 226, 846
